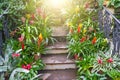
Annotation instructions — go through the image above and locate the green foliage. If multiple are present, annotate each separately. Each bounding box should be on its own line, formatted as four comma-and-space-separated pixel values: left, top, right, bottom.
0, 0, 25, 30
9, 68, 29, 80
76, 55, 93, 75
92, 50, 120, 73
107, 69, 120, 79
97, 0, 104, 8
109, 0, 120, 8
65, 0, 120, 79
68, 19, 109, 57
0, 42, 15, 72
0, 0, 53, 80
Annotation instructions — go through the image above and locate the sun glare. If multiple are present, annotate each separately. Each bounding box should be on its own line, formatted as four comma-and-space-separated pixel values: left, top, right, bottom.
47, 0, 65, 8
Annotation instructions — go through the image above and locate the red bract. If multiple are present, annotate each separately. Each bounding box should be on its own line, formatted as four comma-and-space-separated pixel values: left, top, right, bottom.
77, 26, 81, 33
21, 17, 26, 23
80, 37, 86, 42
29, 20, 34, 24
26, 64, 32, 70
21, 42, 24, 50
74, 54, 79, 60
22, 65, 27, 69
18, 35, 24, 42
92, 37, 97, 44
97, 58, 102, 64
12, 53, 20, 58
22, 64, 32, 70
107, 58, 113, 63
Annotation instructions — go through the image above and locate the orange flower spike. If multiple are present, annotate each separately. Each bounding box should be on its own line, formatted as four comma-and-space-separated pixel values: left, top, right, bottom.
38, 33, 43, 41
77, 26, 80, 33
80, 37, 86, 43
77, 23, 82, 33
92, 37, 97, 44
38, 33, 43, 46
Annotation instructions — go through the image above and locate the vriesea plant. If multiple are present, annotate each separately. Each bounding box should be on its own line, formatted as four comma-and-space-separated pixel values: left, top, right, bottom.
92, 50, 120, 73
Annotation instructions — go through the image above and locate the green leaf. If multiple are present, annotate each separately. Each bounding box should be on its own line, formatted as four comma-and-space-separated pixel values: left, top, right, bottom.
9, 68, 29, 80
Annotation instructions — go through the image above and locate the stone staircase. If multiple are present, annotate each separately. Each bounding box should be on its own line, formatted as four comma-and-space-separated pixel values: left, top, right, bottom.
39, 26, 77, 80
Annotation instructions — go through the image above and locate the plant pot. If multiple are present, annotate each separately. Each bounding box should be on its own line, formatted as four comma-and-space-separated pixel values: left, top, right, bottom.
34, 54, 41, 61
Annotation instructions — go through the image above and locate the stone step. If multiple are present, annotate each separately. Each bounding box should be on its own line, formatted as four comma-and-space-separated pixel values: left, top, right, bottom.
51, 26, 68, 37
47, 42, 68, 50
52, 36, 67, 42
39, 69, 77, 80
51, 26, 68, 42
41, 54, 75, 64
41, 54, 76, 70
46, 49, 68, 54
44, 63, 76, 70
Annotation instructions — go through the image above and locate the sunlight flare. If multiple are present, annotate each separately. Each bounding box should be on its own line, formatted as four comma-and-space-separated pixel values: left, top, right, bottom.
47, 0, 65, 8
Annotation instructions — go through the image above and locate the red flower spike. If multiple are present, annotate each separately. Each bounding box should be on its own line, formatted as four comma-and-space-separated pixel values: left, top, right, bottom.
21, 42, 24, 50
80, 37, 86, 42
107, 58, 113, 63
77, 26, 81, 33
92, 37, 97, 44
26, 64, 32, 70
74, 54, 79, 60
18, 35, 24, 42
12, 53, 20, 58
97, 58, 102, 64
22, 65, 27, 69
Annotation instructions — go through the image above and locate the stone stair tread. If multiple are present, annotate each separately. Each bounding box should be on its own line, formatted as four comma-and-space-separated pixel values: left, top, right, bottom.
47, 42, 68, 50
51, 26, 68, 37
39, 69, 77, 80
44, 64, 76, 70
44, 59, 75, 64
46, 49, 68, 54
42, 55, 75, 64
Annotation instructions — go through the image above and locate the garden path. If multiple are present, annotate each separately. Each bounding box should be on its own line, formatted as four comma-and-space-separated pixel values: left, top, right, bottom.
39, 26, 77, 80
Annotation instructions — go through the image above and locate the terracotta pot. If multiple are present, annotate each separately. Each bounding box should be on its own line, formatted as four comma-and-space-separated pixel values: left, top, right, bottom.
34, 54, 41, 60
